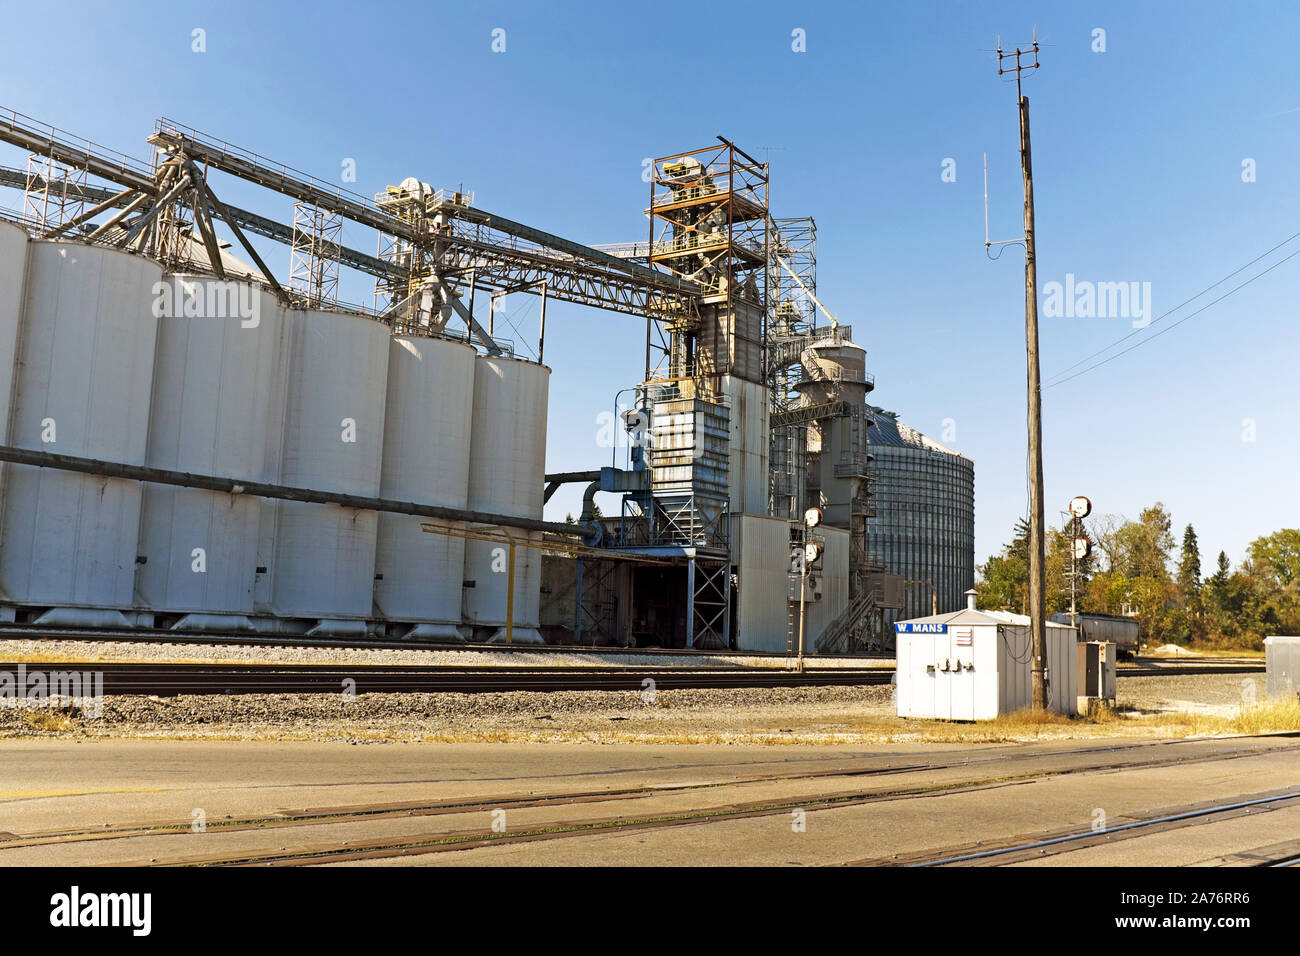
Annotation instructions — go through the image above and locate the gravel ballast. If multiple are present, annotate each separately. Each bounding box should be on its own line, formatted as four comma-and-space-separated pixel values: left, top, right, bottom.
0, 674, 1262, 745
0, 638, 888, 670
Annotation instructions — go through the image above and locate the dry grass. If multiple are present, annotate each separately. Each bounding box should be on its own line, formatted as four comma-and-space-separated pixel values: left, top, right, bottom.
1228, 698, 1300, 735
19, 709, 75, 733
4, 685, 1298, 747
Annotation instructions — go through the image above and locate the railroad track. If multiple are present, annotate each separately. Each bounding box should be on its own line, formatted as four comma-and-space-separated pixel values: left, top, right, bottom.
0, 623, 887, 662
0, 658, 1262, 697
0, 661, 896, 695
4, 735, 1291, 867
0, 625, 1264, 674
1120, 663, 1265, 676
853, 787, 1300, 867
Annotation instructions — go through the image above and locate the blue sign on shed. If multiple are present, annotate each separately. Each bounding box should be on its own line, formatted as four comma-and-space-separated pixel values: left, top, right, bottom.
895, 623, 948, 634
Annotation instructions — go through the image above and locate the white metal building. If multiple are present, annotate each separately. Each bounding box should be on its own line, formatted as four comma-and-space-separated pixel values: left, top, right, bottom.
895, 591, 1079, 719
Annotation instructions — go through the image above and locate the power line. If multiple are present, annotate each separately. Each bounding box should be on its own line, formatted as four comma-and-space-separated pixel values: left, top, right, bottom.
1045, 243, 1300, 389
1044, 231, 1300, 385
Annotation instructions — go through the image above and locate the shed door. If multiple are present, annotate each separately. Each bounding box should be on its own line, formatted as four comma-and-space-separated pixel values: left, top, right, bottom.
949, 627, 975, 720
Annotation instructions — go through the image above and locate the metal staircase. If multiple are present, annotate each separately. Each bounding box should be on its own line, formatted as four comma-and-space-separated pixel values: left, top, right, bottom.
814, 587, 879, 654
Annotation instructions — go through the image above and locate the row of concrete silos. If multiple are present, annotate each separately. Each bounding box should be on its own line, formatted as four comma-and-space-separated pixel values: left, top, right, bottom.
0, 221, 548, 640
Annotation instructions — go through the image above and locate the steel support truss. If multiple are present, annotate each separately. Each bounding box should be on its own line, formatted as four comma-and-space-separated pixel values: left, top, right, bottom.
573, 554, 618, 646
290, 202, 342, 307
688, 554, 731, 650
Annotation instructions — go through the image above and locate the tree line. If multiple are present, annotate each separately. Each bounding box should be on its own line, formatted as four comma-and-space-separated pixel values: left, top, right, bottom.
975, 503, 1300, 650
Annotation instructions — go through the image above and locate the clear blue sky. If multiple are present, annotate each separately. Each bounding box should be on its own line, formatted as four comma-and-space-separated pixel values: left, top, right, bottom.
1, 0, 1296, 572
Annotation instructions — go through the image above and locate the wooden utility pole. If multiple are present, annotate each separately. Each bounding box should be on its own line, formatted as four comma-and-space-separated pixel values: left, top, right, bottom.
998, 33, 1048, 709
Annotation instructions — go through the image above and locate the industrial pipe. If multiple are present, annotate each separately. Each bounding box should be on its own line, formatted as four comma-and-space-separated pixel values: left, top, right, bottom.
0, 445, 596, 540
579, 481, 601, 523
543, 470, 601, 504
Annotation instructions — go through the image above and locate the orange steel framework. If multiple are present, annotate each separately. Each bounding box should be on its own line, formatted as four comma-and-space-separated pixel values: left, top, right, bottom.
645, 138, 769, 395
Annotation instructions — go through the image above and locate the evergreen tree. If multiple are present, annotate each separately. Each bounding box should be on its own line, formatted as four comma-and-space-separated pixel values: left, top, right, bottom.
1176, 524, 1201, 597
1210, 551, 1230, 589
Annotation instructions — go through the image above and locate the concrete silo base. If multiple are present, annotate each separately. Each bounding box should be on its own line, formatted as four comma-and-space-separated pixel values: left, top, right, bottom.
306, 619, 370, 639
171, 614, 256, 633
33, 608, 132, 629
401, 623, 467, 643
485, 627, 544, 645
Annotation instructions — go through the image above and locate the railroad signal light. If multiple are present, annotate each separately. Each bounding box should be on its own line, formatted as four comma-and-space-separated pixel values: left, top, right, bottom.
803, 506, 823, 529
804, 541, 823, 568
1072, 536, 1091, 560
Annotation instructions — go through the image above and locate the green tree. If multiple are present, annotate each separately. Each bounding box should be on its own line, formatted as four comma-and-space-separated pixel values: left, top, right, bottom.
1209, 550, 1230, 590
1100, 504, 1177, 645
976, 518, 1030, 612
1177, 524, 1201, 597
1247, 529, 1300, 587
1115, 503, 1175, 582
1049, 523, 1095, 616
1175, 524, 1204, 641
977, 518, 1096, 616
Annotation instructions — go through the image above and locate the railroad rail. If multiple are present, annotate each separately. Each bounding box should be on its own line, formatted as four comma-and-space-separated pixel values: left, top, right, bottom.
5, 736, 1288, 867
0, 662, 896, 696
0, 625, 1264, 676
0, 623, 895, 663
887, 787, 1300, 868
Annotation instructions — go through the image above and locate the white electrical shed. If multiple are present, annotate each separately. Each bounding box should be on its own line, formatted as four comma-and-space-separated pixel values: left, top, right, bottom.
1265, 636, 1300, 700
895, 591, 1079, 720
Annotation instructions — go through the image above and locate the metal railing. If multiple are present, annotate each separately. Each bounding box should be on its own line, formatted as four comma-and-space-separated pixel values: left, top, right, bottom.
154, 118, 380, 215
0, 105, 154, 191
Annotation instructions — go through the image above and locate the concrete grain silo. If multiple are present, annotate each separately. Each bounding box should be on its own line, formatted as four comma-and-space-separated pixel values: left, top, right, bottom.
0, 242, 161, 624
264, 307, 390, 635
135, 277, 284, 629
462, 355, 549, 643
0, 221, 27, 466
373, 334, 476, 640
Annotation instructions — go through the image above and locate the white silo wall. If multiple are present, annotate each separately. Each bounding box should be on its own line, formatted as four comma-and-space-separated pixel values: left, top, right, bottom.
253, 296, 294, 618
0, 243, 161, 619
267, 308, 389, 632
463, 356, 549, 643
0, 222, 28, 447
373, 335, 476, 640
136, 279, 283, 627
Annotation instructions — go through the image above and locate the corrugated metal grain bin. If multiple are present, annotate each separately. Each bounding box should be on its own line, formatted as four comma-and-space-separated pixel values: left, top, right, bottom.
865, 407, 975, 625
896, 594, 1078, 719
1265, 636, 1300, 700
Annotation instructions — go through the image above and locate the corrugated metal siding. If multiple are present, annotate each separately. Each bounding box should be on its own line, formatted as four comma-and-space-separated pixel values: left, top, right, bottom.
733, 514, 791, 652
866, 407, 975, 622
721, 377, 770, 515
